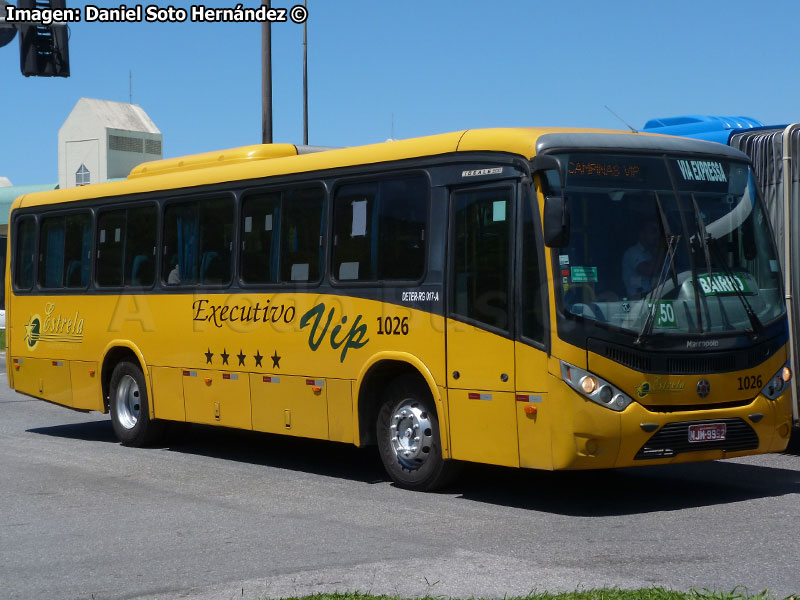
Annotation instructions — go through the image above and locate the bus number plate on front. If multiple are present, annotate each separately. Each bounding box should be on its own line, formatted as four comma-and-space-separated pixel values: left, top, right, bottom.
688, 423, 726, 443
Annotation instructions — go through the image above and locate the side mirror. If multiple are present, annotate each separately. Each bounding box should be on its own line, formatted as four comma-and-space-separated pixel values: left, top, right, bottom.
532, 154, 569, 246
543, 195, 570, 247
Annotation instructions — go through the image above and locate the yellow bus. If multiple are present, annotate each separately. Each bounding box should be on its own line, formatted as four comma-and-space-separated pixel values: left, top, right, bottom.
5, 128, 794, 490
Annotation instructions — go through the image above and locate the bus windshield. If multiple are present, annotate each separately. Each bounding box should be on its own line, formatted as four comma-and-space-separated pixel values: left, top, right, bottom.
550, 153, 784, 337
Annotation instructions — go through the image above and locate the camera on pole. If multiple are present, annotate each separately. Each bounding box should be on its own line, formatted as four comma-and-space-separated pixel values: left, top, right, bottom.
11, 0, 71, 77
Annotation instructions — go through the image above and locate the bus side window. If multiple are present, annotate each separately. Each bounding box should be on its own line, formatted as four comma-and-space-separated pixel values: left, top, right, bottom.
163, 198, 234, 286
281, 188, 324, 283
199, 198, 234, 285
241, 192, 281, 284
333, 182, 376, 281
332, 176, 428, 282
64, 212, 91, 288
124, 205, 157, 287
521, 192, 545, 343
14, 216, 36, 290
97, 210, 126, 287
39, 216, 65, 288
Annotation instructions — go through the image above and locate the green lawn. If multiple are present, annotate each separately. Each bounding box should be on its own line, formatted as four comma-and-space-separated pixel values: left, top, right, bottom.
0, 328, 5, 350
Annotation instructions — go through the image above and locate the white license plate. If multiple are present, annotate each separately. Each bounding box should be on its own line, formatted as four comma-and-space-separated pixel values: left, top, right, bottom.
688, 423, 727, 443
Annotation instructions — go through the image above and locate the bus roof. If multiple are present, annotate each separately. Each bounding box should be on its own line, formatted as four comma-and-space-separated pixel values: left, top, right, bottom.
11, 127, 750, 210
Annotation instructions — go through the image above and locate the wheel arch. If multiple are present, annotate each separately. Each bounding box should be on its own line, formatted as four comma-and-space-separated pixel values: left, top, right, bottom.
354, 352, 448, 456
100, 341, 151, 416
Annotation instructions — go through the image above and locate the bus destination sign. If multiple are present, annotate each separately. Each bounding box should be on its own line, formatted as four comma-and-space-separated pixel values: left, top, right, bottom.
567, 157, 645, 182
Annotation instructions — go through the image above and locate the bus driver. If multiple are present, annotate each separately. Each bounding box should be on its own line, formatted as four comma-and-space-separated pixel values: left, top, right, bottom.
622, 217, 660, 298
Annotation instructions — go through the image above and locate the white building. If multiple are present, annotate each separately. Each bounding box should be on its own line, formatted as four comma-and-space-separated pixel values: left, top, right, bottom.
58, 98, 162, 189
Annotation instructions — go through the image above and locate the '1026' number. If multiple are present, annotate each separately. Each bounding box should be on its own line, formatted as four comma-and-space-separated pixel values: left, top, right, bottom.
737, 374, 762, 390
377, 316, 409, 335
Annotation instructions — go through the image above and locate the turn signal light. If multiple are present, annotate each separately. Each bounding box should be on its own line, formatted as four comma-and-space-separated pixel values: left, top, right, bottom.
580, 376, 598, 394
89, 369, 96, 376
204, 377, 212, 385
312, 385, 322, 393
524, 405, 537, 415
782, 366, 792, 382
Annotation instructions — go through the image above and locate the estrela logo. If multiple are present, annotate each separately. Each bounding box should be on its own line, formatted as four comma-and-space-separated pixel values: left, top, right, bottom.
635, 382, 651, 398
23, 314, 42, 351
23, 303, 85, 351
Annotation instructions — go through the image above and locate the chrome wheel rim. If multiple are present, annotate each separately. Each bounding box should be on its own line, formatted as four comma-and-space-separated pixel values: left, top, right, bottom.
389, 402, 433, 470
116, 375, 141, 430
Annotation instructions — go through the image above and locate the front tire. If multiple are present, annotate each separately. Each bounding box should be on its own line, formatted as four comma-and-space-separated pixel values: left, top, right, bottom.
376, 376, 457, 491
109, 361, 163, 447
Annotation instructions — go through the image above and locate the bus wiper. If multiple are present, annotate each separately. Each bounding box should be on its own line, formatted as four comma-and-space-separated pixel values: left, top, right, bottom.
689, 194, 763, 339
653, 191, 679, 290
635, 232, 680, 346
634, 190, 681, 345
664, 156, 705, 333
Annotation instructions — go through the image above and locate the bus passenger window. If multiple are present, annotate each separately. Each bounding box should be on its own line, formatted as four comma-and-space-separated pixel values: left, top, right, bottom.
64, 213, 91, 288
280, 188, 324, 283
163, 197, 234, 286
125, 206, 157, 287
97, 210, 125, 287
14, 217, 36, 290
39, 217, 65, 288
39, 212, 91, 288
333, 176, 428, 282
241, 192, 281, 284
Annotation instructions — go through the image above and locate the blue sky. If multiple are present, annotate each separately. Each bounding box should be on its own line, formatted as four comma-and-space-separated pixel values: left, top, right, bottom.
2, 0, 799, 186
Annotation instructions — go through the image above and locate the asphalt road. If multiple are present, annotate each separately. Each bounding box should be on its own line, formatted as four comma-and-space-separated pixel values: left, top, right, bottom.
2, 355, 799, 600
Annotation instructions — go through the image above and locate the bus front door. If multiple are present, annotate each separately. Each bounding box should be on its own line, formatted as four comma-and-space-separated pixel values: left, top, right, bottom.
446, 185, 519, 467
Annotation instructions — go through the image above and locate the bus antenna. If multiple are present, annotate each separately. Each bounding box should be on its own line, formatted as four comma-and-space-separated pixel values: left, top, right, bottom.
604, 105, 638, 133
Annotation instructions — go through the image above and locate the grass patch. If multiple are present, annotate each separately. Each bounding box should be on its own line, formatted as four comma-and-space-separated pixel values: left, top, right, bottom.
0, 328, 5, 350
246, 591, 797, 600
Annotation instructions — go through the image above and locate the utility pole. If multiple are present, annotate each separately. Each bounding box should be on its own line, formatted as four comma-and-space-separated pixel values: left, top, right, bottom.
261, 0, 272, 144
302, 0, 308, 145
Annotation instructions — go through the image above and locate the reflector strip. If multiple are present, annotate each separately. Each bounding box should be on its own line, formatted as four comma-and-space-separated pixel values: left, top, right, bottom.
516, 394, 543, 403
468, 393, 492, 400
305, 379, 324, 387
222, 373, 239, 380
13, 358, 21, 364
183, 370, 197, 377
51, 361, 64, 367
263, 376, 280, 383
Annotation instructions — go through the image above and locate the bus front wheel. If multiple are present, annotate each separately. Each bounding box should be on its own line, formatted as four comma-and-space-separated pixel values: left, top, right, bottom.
109, 361, 163, 447
376, 376, 457, 491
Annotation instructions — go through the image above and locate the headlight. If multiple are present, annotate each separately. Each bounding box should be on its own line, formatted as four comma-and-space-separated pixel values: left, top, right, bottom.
762, 364, 791, 400
561, 361, 633, 411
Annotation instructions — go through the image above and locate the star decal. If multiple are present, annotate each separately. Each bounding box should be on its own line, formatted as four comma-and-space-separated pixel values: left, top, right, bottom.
271, 350, 281, 369
237, 349, 246, 367
254, 350, 263, 367
220, 348, 230, 366
204, 348, 214, 364
24, 319, 36, 344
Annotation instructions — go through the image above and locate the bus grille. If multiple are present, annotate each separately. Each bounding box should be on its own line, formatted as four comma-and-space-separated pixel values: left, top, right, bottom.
634, 418, 758, 460
589, 336, 785, 375
641, 399, 753, 413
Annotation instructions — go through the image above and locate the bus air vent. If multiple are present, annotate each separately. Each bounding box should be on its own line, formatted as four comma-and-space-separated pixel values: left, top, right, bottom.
634, 418, 758, 460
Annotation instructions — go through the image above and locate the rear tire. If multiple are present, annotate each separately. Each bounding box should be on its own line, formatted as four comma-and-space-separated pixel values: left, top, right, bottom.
109, 361, 163, 447
376, 375, 458, 491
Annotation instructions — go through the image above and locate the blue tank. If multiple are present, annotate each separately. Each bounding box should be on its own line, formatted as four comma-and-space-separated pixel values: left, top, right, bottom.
642, 115, 766, 144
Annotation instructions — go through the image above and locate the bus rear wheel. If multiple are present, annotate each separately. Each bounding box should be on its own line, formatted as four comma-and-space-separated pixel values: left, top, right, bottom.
109, 361, 163, 447
376, 376, 457, 491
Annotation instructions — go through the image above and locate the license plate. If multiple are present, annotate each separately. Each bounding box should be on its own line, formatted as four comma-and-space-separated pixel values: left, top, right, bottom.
688, 423, 726, 443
